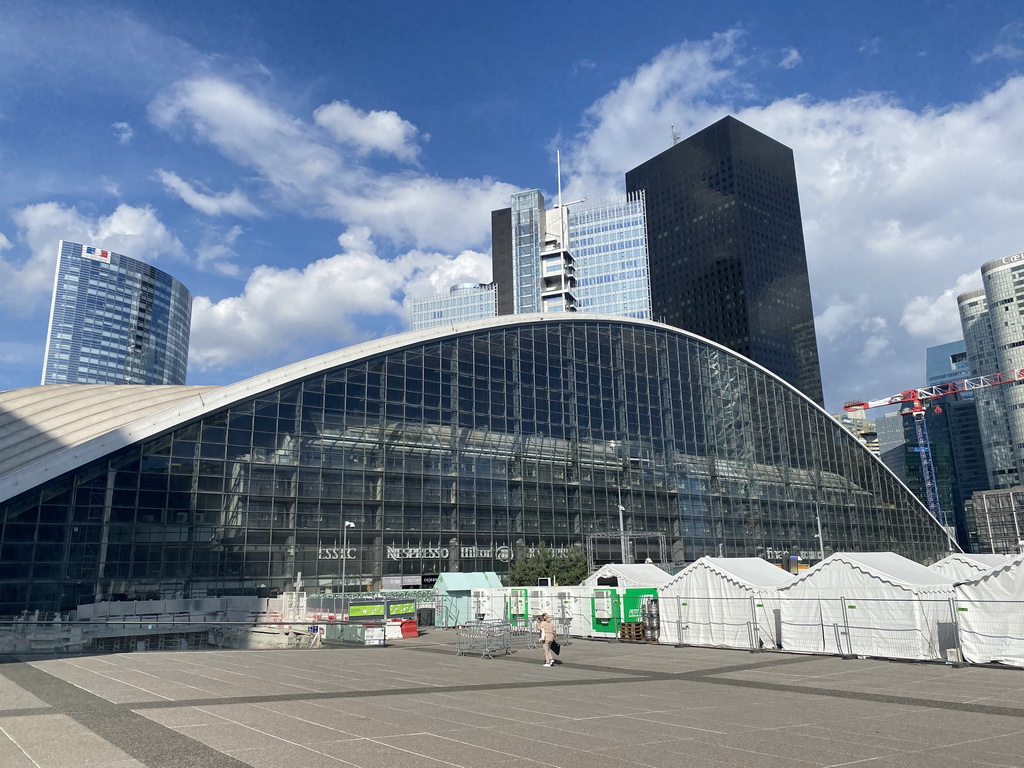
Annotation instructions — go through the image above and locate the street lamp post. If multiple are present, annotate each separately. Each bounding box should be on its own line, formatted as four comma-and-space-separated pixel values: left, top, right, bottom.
341, 521, 355, 613
815, 502, 825, 561
617, 488, 628, 565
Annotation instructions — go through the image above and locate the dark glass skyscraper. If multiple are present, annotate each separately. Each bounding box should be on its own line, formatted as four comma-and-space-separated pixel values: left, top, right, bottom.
42, 241, 193, 385
626, 116, 824, 405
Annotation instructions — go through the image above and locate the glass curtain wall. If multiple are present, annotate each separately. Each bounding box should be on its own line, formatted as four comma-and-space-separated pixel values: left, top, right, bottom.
0, 320, 952, 613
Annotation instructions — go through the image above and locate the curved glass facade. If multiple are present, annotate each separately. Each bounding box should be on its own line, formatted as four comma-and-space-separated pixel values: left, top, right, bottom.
0, 318, 951, 613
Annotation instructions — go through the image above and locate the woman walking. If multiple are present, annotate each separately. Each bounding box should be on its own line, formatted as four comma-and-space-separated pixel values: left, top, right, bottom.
537, 613, 557, 667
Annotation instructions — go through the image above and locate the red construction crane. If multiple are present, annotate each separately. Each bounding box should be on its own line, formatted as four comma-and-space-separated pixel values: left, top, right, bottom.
844, 368, 1024, 529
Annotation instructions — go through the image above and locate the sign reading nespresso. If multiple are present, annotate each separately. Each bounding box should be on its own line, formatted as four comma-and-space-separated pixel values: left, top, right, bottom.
384, 544, 515, 561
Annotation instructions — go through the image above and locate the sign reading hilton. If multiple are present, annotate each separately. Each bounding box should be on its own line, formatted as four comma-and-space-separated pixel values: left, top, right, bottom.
385, 545, 509, 561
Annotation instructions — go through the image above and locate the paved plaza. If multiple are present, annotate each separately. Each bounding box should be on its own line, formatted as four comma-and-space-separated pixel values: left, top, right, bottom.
2, 630, 1024, 767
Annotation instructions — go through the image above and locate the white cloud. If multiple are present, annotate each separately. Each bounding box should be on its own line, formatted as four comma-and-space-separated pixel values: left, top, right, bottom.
189, 227, 487, 371
900, 272, 982, 340
0, 203, 184, 314
859, 37, 881, 56
400, 249, 491, 302
973, 21, 1024, 63
111, 121, 134, 144
195, 224, 245, 278
814, 295, 887, 343
561, 30, 745, 201
0, 233, 11, 251
779, 48, 802, 69
326, 174, 518, 253
149, 77, 340, 203
157, 169, 261, 217
859, 335, 891, 364
313, 100, 423, 161
561, 32, 1024, 407
149, 77, 515, 251
573, 58, 597, 75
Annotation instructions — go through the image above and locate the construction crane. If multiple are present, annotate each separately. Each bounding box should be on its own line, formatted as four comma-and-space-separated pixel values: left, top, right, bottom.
844, 368, 1024, 528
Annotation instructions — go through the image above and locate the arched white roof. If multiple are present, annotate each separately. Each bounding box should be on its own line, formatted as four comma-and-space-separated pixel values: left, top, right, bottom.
0, 384, 218, 482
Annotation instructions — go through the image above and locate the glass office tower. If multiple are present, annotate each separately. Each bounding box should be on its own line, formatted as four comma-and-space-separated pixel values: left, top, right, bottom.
410, 283, 497, 331
569, 193, 649, 318
626, 116, 824, 405
0, 315, 954, 614
41, 240, 192, 385
926, 340, 970, 387
414, 191, 651, 331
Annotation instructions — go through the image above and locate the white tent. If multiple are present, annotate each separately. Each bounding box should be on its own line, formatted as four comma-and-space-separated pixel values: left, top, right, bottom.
581, 563, 672, 588
954, 553, 1024, 667
657, 557, 796, 648
777, 552, 956, 661
929, 553, 1012, 581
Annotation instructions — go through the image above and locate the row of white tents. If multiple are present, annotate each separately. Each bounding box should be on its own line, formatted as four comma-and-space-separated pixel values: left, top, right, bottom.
627, 552, 1024, 667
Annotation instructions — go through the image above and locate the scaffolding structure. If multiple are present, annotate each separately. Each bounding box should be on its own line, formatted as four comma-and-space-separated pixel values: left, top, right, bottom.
584, 532, 669, 573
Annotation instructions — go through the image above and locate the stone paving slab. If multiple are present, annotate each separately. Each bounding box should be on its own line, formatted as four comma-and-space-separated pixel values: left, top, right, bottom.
2, 632, 1024, 767
0, 712, 147, 768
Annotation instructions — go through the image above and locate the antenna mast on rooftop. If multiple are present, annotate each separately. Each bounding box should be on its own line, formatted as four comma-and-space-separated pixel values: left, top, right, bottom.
671, 124, 682, 145
557, 150, 566, 247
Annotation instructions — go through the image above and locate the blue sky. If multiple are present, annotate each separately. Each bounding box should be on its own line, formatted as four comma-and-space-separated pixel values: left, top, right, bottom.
2, 2, 1024, 413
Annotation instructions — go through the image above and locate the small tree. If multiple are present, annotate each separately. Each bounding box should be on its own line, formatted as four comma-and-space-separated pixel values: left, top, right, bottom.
508, 543, 555, 586
508, 544, 589, 587
553, 545, 589, 586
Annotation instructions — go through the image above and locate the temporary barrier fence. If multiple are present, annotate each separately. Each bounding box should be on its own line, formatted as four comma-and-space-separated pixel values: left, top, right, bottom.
657, 594, 1024, 666
508, 618, 538, 652
955, 597, 1024, 666
455, 619, 512, 659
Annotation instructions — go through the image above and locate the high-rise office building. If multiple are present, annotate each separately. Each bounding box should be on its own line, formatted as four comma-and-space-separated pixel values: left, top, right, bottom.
42, 240, 193, 385
417, 117, 823, 405
414, 192, 649, 327
410, 283, 497, 331
957, 253, 1024, 490
924, 340, 986, 550
568, 194, 650, 318
926, 340, 970, 387
832, 411, 879, 457
625, 116, 824, 405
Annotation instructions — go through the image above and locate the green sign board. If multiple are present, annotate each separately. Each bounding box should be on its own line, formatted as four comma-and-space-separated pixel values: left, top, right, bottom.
349, 603, 386, 617
387, 602, 416, 616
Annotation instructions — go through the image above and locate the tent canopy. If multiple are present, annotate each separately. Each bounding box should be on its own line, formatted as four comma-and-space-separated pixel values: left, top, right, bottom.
581, 563, 672, 588
434, 572, 502, 593
662, 557, 796, 593
955, 552, 1024, 596
779, 552, 955, 595
657, 557, 793, 649
929, 553, 1012, 581
777, 552, 956, 661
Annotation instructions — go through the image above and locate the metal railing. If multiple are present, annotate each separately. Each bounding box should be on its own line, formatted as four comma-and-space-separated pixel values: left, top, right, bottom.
455, 619, 512, 658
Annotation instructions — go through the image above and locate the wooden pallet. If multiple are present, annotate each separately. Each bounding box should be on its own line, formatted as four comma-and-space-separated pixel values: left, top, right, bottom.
618, 622, 645, 641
